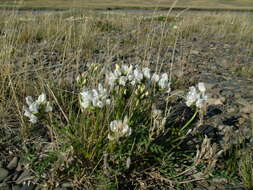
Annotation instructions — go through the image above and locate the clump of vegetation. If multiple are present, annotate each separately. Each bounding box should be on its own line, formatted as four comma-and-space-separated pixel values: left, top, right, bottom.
20, 63, 210, 188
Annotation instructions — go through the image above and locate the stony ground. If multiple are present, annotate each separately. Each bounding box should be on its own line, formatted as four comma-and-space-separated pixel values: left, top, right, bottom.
0, 19, 253, 189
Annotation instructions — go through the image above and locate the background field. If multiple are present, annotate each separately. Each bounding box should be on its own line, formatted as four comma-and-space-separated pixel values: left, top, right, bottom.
1, 0, 253, 10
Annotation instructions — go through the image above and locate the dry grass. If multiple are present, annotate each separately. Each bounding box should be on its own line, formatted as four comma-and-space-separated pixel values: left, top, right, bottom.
1, 0, 253, 10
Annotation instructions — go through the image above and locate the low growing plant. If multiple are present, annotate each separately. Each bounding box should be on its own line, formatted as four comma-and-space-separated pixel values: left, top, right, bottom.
22, 63, 210, 187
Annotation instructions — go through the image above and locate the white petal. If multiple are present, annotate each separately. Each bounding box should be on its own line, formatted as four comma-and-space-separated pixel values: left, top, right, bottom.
158, 73, 169, 89
105, 99, 111, 105
36, 93, 47, 104
133, 68, 143, 82
123, 115, 128, 124
196, 98, 204, 108
119, 76, 127, 86
142, 67, 151, 79
80, 99, 90, 109
29, 114, 38, 124
151, 73, 160, 82
45, 102, 53, 112
96, 101, 104, 108
29, 102, 39, 114
25, 96, 34, 106
107, 73, 117, 87
108, 133, 116, 141
198, 82, 206, 93
122, 124, 130, 135
128, 74, 134, 81
23, 106, 32, 118
109, 120, 119, 132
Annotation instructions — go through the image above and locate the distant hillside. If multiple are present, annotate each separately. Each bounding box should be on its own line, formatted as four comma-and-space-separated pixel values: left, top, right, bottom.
1, 0, 253, 10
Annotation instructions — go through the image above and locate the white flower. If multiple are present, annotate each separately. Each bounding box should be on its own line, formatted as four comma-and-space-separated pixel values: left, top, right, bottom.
121, 64, 133, 75
142, 67, 151, 79
130, 79, 137, 86
45, 102, 53, 112
108, 116, 132, 141
133, 68, 143, 83
24, 106, 32, 118
128, 73, 134, 81
29, 114, 38, 124
80, 84, 110, 110
107, 72, 117, 87
105, 99, 111, 105
196, 94, 208, 108
29, 102, 39, 114
186, 84, 208, 108
158, 73, 169, 89
198, 82, 206, 93
23, 106, 38, 124
186, 86, 198, 107
115, 64, 122, 77
96, 101, 104, 108
151, 73, 160, 83
80, 89, 93, 109
119, 76, 128, 86
23, 93, 52, 124
36, 93, 47, 105
98, 83, 107, 96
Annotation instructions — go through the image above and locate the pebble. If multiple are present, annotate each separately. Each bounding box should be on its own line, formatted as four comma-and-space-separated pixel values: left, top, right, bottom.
7, 157, 18, 170
206, 105, 222, 117
240, 104, 253, 114
0, 168, 9, 182
220, 89, 234, 98
61, 182, 73, 188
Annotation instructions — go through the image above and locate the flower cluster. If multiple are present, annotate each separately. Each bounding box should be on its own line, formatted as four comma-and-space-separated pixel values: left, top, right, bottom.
186, 82, 208, 108
79, 83, 111, 110
23, 93, 52, 124
108, 116, 132, 141
107, 64, 171, 93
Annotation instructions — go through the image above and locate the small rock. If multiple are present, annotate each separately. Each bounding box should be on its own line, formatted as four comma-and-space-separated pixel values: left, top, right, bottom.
189, 50, 199, 55
237, 98, 250, 106
204, 82, 217, 90
61, 182, 72, 188
15, 162, 22, 172
226, 105, 238, 113
7, 157, 18, 170
218, 125, 230, 131
206, 105, 222, 117
240, 104, 253, 114
220, 89, 234, 98
0, 168, 9, 182
197, 125, 218, 138
222, 116, 239, 127
207, 98, 224, 106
